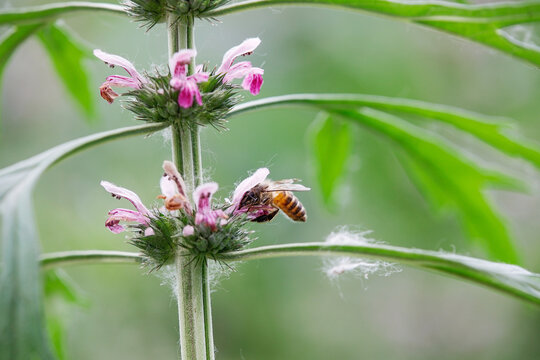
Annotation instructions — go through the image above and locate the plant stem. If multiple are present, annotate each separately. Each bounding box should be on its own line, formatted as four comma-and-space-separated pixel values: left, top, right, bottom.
168, 15, 183, 173
0, 2, 125, 26
216, 242, 540, 306
201, 260, 215, 360
185, 15, 203, 187
39, 250, 141, 270
175, 255, 207, 359
167, 13, 214, 360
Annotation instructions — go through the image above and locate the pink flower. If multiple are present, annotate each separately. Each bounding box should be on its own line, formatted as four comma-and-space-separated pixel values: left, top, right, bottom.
228, 168, 274, 220
193, 182, 228, 230
159, 160, 192, 213
160, 161, 228, 231
228, 168, 310, 221
94, 49, 145, 103
169, 50, 209, 108
217, 38, 264, 95
101, 181, 153, 234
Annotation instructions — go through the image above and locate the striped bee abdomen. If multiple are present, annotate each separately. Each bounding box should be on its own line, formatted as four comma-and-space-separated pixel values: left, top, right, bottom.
273, 191, 307, 222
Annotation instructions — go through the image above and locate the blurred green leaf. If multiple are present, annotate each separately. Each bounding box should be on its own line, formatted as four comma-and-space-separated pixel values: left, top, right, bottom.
46, 315, 65, 360
0, 2, 125, 26
44, 269, 88, 360
0, 123, 166, 360
37, 23, 95, 121
218, 241, 540, 305
0, 189, 55, 360
44, 269, 87, 305
0, 23, 43, 125
0, 24, 42, 77
210, 0, 540, 67
232, 95, 540, 263
232, 94, 540, 170
333, 107, 519, 263
310, 112, 351, 207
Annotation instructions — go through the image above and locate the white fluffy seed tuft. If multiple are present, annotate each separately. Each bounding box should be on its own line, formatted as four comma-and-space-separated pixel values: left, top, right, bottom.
323, 229, 402, 281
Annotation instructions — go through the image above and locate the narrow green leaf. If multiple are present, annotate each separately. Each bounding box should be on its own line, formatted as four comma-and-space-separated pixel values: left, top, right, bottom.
0, 2, 125, 26
310, 112, 351, 207
217, 242, 540, 305
0, 23, 44, 125
37, 23, 95, 120
0, 24, 43, 78
44, 269, 88, 360
332, 107, 519, 263
0, 123, 166, 360
231, 94, 540, 170
46, 315, 65, 360
44, 269, 87, 306
0, 191, 55, 360
208, 0, 540, 67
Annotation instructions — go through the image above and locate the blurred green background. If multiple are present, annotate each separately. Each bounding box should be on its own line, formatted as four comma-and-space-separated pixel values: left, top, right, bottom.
1, 1, 540, 359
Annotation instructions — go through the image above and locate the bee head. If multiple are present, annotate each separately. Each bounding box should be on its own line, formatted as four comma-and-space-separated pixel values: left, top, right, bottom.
239, 185, 263, 209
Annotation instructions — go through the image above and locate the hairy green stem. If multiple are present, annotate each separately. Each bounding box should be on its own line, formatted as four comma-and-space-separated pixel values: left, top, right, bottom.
216, 242, 540, 305
40, 251, 141, 270
168, 14, 213, 360
191, 126, 203, 185
168, 14, 183, 173
186, 15, 203, 187
185, 17, 213, 358
37, 242, 540, 306
175, 255, 207, 359
0, 1, 125, 25
201, 260, 215, 359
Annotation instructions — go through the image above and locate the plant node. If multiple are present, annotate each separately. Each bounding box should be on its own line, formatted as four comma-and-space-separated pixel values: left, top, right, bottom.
125, 0, 231, 30
125, 70, 241, 130
131, 209, 252, 271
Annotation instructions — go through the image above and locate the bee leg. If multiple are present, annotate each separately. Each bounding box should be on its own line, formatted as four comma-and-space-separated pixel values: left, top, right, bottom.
251, 208, 279, 223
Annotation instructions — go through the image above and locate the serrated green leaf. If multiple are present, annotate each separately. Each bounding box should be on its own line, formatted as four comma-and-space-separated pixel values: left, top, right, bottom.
231, 95, 540, 263
0, 2, 125, 26
232, 94, 540, 170
0, 123, 166, 360
218, 242, 540, 305
37, 23, 95, 120
210, 0, 540, 67
332, 107, 519, 263
310, 112, 351, 207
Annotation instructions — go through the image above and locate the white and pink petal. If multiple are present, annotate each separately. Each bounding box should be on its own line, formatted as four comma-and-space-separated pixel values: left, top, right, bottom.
94, 49, 144, 85
101, 181, 150, 215
218, 38, 261, 73
105, 208, 148, 233
241, 68, 264, 95
170, 49, 197, 77
230, 168, 269, 210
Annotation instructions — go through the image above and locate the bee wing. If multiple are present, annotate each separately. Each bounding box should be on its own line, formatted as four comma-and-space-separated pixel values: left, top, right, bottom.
271, 179, 299, 184
265, 183, 311, 192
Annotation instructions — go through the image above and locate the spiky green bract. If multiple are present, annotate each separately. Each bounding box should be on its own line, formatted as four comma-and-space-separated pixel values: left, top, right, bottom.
130, 212, 179, 271
125, 0, 230, 30
180, 214, 252, 260
125, 70, 240, 130
131, 209, 252, 271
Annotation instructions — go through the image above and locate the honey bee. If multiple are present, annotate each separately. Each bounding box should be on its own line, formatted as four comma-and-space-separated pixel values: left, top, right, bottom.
239, 179, 310, 222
